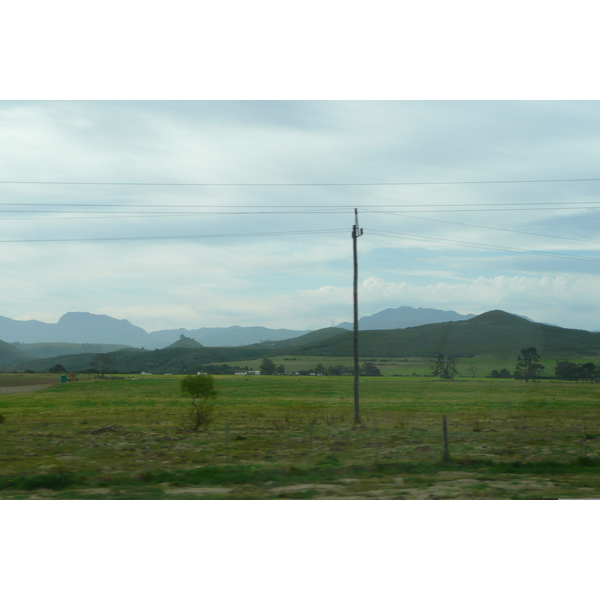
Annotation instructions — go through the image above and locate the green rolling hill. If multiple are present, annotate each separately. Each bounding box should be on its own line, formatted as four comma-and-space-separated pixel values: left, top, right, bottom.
246, 327, 347, 349
283, 310, 600, 359
0, 339, 32, 366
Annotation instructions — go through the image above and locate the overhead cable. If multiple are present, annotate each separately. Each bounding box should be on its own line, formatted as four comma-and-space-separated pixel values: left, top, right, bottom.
0, 228, 348, 244
2, 177, 600, 186
364, 210, 600, 246
367, 229, 600, 264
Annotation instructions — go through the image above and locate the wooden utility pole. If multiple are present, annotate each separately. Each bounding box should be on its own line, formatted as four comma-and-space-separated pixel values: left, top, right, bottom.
352, 208, 364, 425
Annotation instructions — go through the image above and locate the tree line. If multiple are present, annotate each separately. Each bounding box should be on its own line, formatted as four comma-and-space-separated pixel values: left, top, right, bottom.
259, 358, 381, 376
435, 347, 600, 382
44, 349, 600, 381
490, 347, 600, 381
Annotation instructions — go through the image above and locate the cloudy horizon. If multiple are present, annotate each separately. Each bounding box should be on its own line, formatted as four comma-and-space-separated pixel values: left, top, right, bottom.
3, 100, 600, 333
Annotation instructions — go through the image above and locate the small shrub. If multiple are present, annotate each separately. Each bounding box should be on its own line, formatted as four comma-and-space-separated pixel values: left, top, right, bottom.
188, 401, 215, 431
0, 413, 6, 424
180, 374, 218, 431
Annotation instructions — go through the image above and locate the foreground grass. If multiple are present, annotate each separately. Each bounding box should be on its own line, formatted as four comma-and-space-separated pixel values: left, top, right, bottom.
1, 375, 600, 499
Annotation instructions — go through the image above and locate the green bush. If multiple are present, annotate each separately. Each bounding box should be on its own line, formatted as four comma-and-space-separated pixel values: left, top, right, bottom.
180, 374, 217, 400
180, 374, 218, 431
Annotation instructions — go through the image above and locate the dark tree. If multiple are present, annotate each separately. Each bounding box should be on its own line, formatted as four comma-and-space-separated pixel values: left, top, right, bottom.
514, 347, 544, 381
327, 364, 353, 376
555, 360, 599, 381
89, 353, 112, 378
260, 358, 277, 375
555, 360, 578, 380
361, 361, 381, 376
490, 368, 512, 378
580, 362, 598, 380
327, 364, 345, 376
49, 364, 66, 373
432, 354, 458, 380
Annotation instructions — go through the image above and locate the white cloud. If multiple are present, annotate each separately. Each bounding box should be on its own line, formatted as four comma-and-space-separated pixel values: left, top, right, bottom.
299, 274, 600, 331
2, 101, 600, 333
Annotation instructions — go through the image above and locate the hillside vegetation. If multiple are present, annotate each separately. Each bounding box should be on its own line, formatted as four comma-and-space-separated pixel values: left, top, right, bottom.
0, 339, 31, 366
284, 311, 600, 359
166, 335, 204, 349
247, 327, 347, 349
9, 346, 273, 374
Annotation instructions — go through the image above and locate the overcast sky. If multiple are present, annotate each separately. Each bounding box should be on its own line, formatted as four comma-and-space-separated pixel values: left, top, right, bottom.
2, 100, 600, 332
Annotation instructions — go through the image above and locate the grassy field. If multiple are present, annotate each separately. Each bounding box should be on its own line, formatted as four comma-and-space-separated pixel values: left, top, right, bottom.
238, 354, 574, 377
1, 373, 600, 499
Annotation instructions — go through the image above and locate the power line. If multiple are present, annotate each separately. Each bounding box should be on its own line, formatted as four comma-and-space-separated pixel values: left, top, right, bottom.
2, 177, 600, 186
368, 229, 600, 264
1, 201, 600, 217
0, 208, 347, 216
2, 200, 600, 209
0, 228, 348, 244
365, 211, 600, 246
362, 206, 600, 213
0, 202, 352, 210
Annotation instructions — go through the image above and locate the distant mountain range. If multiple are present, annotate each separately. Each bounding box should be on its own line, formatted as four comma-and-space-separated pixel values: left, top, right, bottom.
0, 306, 478, 349
8, 310, 600, 373
0, 312, 311, 349
337, 306, 476, 330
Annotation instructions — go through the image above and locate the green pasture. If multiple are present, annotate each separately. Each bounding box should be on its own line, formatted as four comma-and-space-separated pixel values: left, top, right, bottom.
233, 354, 573, 377
1, 374, 600, 499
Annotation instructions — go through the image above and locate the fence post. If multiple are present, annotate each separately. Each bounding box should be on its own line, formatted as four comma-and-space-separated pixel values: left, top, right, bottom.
442, 415, 450, 462
225, 425, 230, 467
